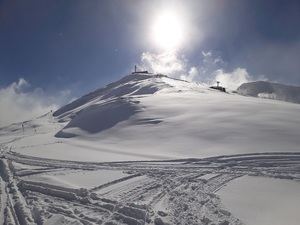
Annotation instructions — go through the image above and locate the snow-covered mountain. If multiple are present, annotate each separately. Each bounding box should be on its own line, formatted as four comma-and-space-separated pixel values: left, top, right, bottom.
237, 81, 300, 104
41, 72, 300, 161
53, 73, 194, 139
1, 73, 300, 225
2, 73, 300, 162
53, 73, 172, 120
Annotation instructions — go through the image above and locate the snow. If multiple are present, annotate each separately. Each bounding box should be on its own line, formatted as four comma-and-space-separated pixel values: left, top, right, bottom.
218, 176, 300, 225
44, 214, 82, 225
199, 173, 219, 180
1, 148, 300, 224
0, 73, 300, 224
22, 169, 127, 189
95, 175, 149, 195
1, 73, 300, 162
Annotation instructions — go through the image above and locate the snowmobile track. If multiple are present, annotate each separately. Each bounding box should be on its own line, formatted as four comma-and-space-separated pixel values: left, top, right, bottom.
0, 149, 299, 224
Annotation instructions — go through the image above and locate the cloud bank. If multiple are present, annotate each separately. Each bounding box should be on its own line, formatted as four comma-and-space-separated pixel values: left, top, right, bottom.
212, 68, 253, 90
0, 78, 71, 127
141, 52, 186, 76
140, 50, 255, 90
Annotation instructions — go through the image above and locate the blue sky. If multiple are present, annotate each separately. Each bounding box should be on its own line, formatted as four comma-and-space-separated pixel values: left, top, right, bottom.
0, 0, 300, 120
0, 0, 300, 91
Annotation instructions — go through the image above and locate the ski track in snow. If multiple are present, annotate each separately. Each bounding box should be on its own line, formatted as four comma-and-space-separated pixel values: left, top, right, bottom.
0, 146, 299, 225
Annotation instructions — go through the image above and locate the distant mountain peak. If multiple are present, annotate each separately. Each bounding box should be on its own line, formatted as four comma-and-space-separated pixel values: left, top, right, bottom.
237, 81, 300, 104
53, 73, 170, 117
53, 72, 201, 122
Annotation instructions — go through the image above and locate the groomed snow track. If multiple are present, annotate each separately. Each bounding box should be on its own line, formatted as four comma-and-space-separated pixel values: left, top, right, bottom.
0, 147, 299, 225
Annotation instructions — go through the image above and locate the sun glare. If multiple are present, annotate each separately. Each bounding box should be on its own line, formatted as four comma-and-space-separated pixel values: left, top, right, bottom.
151, 10, 185, 50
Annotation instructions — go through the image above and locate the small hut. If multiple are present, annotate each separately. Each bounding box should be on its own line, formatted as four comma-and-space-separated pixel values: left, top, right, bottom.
132, 65, 149, 74
210, 81, 226, 92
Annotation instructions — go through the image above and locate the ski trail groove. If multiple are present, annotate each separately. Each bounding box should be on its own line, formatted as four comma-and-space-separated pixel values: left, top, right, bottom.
0, 148, 300, 224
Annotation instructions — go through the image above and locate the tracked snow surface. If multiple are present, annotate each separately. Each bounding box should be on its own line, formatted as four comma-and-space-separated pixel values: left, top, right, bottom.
0, 73, 300, 225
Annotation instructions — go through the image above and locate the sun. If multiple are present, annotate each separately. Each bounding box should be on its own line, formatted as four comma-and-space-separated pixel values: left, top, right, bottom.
151, 10, 185, 50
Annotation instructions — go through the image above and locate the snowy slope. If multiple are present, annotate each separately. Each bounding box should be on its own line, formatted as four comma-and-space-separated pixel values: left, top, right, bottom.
53, 73, 173, 120
218, 176, 300, 225
52, 73, 300, 160
53, 74, 170, 138
237, 81, 300, 104
1, 73, 300, 225
1, 73, 300, 162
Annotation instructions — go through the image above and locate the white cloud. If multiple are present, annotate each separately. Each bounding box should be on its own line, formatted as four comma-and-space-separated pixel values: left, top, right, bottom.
180, 67, 199, 82
0, 78, 71, 127
10, 78, 30, 93
212, 68, 252, 90
139, 50, 254, 90
140, 51, 186, 77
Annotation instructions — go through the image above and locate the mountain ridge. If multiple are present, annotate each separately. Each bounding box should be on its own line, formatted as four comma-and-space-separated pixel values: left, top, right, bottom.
53, 73, 201, 138
237, 80, 300, 104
